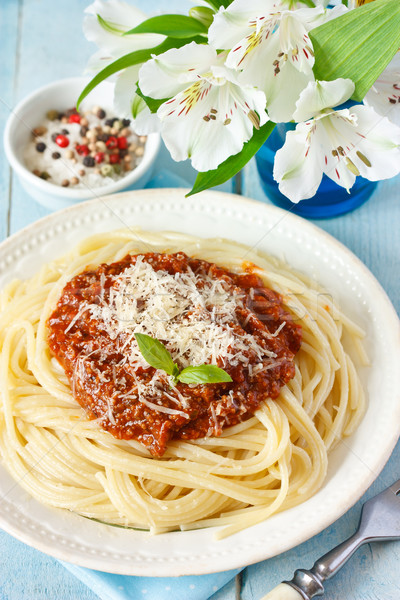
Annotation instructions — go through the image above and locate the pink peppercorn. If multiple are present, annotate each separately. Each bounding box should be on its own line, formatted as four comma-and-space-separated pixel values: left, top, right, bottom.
76, 144, 90, 156
69, 114, 81, 124
117, 136, 128, 150
109, 153, 120, 164
106, 136, 118, 150
55, 134, 69, 148
95, 152, 105, 164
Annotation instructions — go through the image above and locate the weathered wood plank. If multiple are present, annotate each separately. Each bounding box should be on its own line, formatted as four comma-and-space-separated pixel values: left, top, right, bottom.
241, 160, 400, 314
0, 0, 20, 240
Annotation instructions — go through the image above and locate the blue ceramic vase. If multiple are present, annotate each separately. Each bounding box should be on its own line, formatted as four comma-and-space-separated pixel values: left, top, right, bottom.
255, 123, 378, 219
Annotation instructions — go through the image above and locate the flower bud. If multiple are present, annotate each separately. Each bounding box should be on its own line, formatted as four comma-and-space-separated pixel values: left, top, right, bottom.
189, 6, 214, 29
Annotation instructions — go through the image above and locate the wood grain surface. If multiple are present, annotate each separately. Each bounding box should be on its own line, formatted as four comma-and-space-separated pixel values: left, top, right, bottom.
0, 1, 399, 599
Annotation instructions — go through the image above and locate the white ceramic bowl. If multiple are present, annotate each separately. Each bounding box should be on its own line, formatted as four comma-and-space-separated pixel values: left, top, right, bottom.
3, 77, 161, 210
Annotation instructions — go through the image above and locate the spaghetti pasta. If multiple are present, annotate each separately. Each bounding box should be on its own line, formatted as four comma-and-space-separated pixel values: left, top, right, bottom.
0, 230, 367, 538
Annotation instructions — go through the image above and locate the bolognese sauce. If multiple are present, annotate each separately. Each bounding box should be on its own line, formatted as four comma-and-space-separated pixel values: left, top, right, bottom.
47, 253, 301, 457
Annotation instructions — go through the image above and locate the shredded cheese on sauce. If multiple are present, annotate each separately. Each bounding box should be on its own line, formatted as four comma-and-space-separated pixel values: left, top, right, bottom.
86, 256, 276, 371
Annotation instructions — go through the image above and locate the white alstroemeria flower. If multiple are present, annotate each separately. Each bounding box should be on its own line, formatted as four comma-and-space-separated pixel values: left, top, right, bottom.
139, 42, 268, 171
364, 52, 400, 127
274, 79, 400, 202
83, 0, 164, 58
348, 0, 376, 7
83, 1, 164, 132
113, 65, 160, 133
208, 0, 345, 122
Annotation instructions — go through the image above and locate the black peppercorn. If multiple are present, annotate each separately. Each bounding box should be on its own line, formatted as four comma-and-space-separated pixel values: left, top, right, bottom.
80, 126, 88, 137
105, 118, 117, 127
97, 109, 106, 119
35, 142, 46, 152
119, 149, 128, 158
52, 151, 61, 159
51, 132, 60, 142
61, 128, 69, 135
83, 156, 95, 167
98, 133, 109, 142
122, 119, 131, 127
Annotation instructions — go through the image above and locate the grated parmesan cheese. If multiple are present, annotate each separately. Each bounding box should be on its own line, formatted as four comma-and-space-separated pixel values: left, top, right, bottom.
82, 256, 276, 371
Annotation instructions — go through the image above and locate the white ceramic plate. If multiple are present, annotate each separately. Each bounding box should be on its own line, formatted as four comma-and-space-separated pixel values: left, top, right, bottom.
0, 189, 399, 576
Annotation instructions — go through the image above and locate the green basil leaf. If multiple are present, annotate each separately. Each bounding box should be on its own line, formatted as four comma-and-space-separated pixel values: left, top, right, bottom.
310, 0, 400, 102
124, 14, 208, 38
77, 36, 206, 110
134, 333, 177, 376
186, 121, 275, 197
178, 365, 232, 384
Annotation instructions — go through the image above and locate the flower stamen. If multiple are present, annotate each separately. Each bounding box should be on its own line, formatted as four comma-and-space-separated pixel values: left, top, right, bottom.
356, 151, 372, 167
247, 110, 260, 129
345, 158, 360, 176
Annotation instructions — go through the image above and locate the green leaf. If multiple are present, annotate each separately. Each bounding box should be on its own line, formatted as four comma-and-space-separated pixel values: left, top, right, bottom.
283, 0, 315, 6
187, 121, 275, 197
136, 86, 169, 114
178, 365, 232, 384
297, 0, 315, 7
310, 0, 400, 102
204, 0, 233, 9
97, 14, 126, 35
124, 14, 208, 38
77, 36, 205, 110
134, 333, 177, 377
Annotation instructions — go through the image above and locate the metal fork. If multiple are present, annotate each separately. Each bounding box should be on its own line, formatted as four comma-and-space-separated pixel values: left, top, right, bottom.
260, 478, 400, 600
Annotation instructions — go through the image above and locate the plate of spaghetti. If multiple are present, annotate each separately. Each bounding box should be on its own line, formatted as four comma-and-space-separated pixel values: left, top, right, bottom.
0, 189, 398, 576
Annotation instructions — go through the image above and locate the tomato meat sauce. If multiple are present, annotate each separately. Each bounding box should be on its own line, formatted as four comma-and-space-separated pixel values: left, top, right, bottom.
47, 253, 302, 457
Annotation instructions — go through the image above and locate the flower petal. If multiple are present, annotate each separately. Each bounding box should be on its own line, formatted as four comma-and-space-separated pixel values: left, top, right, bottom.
157, 74, 267, 171
278, 12, 316, 74
295, 4, 347, 27
208, 0, 278, 50
139, 42, 218, 100
84, 49, 115, 75
113, 65, 141, 118
83, 0, 164, 57
266, 64, 313, 123
316, 114, 357, 190
347, 105, 400, 181
222, 6, 326, 121
237, 30, 313, 122
293, 79, 355, 122
132, 100, 161, 135
273, 123, 323, 202
211, 65, 268, 126
113, 65, 162, 136
363, 52, 400, 126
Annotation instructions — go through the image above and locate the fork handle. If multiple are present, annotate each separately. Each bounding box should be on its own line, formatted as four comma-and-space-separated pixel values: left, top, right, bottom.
310, 531, 364, 582
260, 582, 304, 600
260, 532, 365, 600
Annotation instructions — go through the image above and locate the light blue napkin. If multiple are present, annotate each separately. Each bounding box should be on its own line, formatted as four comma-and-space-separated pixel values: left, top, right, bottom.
59, 169, 242, 600
62, 562, 241, 600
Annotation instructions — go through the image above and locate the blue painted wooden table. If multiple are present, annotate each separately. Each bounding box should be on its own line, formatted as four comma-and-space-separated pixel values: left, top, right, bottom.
0, 1, 399, 599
